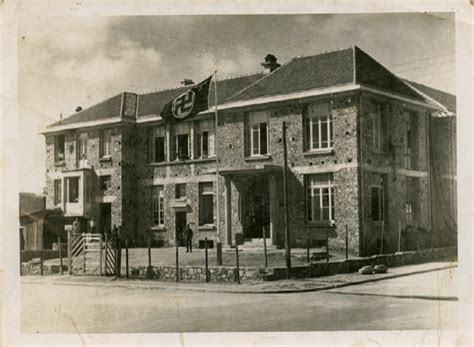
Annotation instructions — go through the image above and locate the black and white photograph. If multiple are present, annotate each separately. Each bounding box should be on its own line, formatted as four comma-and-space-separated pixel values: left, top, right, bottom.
2, 1, 472, 346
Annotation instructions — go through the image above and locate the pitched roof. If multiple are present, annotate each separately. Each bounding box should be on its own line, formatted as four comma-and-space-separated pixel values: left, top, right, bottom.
226, 46, 425, 103
47, 94, 123, 128
137, 73, 263, 117
404, 79, 456, 113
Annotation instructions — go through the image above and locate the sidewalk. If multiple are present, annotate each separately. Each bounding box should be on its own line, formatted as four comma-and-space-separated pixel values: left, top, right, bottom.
22, 261, 457, 296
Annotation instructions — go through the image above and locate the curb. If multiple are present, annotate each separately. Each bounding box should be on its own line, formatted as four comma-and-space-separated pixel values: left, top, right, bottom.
21, 264, 457, 295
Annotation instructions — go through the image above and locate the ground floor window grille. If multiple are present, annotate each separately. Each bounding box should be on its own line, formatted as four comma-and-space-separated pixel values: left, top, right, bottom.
306, 173, 334, 222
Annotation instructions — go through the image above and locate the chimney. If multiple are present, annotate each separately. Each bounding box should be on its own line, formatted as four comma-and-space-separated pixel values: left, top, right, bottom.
261, 54, 281, 73
75, 106, 83, 113
181, 78, 195, 86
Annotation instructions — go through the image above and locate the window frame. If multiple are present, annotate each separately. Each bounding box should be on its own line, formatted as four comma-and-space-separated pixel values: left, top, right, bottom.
53, 179, 62, 205
54, 135, 65, 163
175, 183, 187, 199
199, 182, 214, 226
306, 102, 333, 152
371, 185, 385, 222
152, 185, 165, 227
66, 176, 80, 204
99, 129, 112, 158
249, 111, 269, 157
371, 104, 383, 151
99, 175, 112, 192
151, 126, 166, 163
405, 176, 417, 224
77, 132, 88, 160
305, 173, 335, 223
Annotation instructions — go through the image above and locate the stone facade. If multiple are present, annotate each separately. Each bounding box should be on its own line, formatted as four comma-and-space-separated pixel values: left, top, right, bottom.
43, 86, 451, 257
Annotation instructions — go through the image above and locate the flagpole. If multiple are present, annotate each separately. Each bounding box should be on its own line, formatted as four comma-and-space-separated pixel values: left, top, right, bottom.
213, 71, 222, 261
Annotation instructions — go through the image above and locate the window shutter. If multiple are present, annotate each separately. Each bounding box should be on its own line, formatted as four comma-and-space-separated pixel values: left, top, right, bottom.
302, 106, 308, 152
170, 134, 176, 161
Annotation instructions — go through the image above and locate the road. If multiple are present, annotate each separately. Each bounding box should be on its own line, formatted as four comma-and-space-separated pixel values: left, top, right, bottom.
21, 269, 457, 333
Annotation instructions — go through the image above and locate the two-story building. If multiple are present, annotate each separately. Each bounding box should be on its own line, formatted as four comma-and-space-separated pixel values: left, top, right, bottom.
41, 46, 456, 256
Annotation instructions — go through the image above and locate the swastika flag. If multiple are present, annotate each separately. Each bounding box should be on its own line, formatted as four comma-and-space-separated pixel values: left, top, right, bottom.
160, 75, 213, 122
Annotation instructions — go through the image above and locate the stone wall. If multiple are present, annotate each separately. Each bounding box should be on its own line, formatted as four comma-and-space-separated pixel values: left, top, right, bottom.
359, 93, 431, 256
266, 246, 457, 280
130, 265, 265, 282
430, 116, 457, 247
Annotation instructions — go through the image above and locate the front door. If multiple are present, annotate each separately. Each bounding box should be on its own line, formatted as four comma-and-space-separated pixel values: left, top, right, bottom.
246, 177, 270, 238
175, 212, 187, 246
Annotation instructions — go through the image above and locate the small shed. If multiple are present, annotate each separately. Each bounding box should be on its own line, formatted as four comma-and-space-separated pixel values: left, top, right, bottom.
19, 209, 65, 251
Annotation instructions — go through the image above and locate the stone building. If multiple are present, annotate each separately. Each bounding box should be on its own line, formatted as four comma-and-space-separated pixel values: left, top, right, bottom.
41, 46, 456, 256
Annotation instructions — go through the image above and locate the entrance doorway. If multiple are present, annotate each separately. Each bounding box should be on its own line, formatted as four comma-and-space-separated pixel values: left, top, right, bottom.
245, 177, 270, 238
99, 203, 111, 235
175, 211, 187, 246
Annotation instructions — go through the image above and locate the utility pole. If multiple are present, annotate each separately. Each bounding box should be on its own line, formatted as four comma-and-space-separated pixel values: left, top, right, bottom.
282, 122, 291, 278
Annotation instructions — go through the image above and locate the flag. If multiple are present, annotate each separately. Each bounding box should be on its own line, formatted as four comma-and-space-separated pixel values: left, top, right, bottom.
160, 75, 213, 121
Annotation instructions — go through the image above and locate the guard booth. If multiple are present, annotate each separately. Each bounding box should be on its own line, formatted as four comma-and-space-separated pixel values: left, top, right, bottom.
67, 226, 117, 276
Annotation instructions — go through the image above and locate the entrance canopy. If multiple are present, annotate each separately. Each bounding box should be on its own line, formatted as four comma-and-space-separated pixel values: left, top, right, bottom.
204, 164, 281, 176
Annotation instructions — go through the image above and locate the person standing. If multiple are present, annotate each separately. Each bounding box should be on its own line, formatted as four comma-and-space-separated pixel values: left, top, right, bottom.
184, 223, 193, 253
72, 218, 80, 235
89, 218, 96, 234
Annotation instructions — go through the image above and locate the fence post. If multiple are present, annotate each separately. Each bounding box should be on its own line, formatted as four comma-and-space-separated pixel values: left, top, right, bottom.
263, 227, 268, 268
205, 237, 209, 282
58, 236, 63, 275
83, 235, 86, 273
380, 220, 385, 255
398, 221, 402, 253
216, 242, 223, 266
326, 228, 329, 262
99, 235, 103, 276
104, 234, 108, 275
116, 236, 121, 278
235, 234, 240, 284
306, 228, 310, 263
40, 244, 44, 276
148, 238, 152, 279
68, 230, 72, 275
345, 224, 349, 260
125, 239, 129, 279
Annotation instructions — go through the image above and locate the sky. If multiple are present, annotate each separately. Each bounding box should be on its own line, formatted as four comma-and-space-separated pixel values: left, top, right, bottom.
17, 13, 455, 193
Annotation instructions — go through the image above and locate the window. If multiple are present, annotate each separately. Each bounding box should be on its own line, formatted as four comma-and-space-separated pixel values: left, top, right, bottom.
199, 182, 214, 225
99, 175, 112, 192
77, 132, 88, 160
54, 179, 62, 205
370, 102, 392, 152
66, 177, 80, 203
305, 102, 333, 151
100, 129, 112, 158
196, 119, 215, 159
175, 183, 186, 199
249, 111, 269, 156
152, 186, 164, 226
85, 174, 92, 203
151, 126, 166, 163
172, 123, 189, 160
306, 173, 335, 222
54, 135, 65, 162
371, 183, 385, 222
404, 111, 417, 169
406, 177, 417, 223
